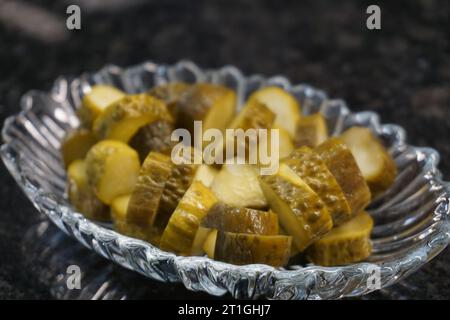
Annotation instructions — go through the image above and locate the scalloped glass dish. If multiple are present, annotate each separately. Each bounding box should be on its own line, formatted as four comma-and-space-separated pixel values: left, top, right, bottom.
2, 60, 450, 299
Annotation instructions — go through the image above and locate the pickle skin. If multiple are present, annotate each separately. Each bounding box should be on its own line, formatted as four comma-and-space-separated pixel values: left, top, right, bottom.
306, 211, 374, 266
214, 231, 292, 267
85, 140, 141, 205
148, 82, 191, 119
129, 119, 175, 162
111, 194, 161, 245
295, 113, 328, 148
315, 137, 371, 216
225, 100, 276, 161
285, 146, 352, 226
159, 181, 218, 255
156, 148, 200, 229
247, 86, 301, 138
229, 100, 275, 131
341, 127, 397, 197
68, 159, 109, 221
61, 129, 96, 168
175, 83, 236, 140
201, 202, 279, 235
93, 94, 173, 142
79, 85, 126, 128
259, 164, 333, 251
126, 152, 173, 226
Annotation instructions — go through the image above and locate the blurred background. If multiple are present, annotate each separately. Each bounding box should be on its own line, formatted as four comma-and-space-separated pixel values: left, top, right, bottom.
0, 0, 449, 299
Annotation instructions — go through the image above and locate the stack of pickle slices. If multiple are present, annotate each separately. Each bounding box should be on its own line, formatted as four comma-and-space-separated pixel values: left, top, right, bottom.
62, 83, 397, 267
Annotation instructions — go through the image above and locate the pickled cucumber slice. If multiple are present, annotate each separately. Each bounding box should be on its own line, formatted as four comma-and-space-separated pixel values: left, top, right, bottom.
229, 100, 275, 131
78, 85, 125, 128
259, 163, 333, 251
93, 94, 173, 142
111, 194, 161, 245
67, 159, 109, 221
279, 226, 300, 257
276, 126, 294, 159
224, 100, 276, 161
202, 229, 217, 259
85, 140, 140, 205
247, 86, 301, 138
315, 138, 371, 215
192, 203, 279, 255
341, 127, 397, 196
285, 146, 352, 226
295, 112, 328, 148
148, 82, 190, 118
126, 152, 173, 225
129, 119, 175, 162
258, 126, 295, 161
202, 202, 279, 235
159, 181, 217, 255
156, 148, 200, 229
61, 129, 96, 167
193, 164, 218, 187
306, 211, 373, 266
214, 231, 292, 266
211, 161, 267, 209
191, 226, 213, 256
175, 84, 236, 142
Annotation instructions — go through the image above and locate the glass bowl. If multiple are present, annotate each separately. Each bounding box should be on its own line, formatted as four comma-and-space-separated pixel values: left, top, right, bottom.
2, 60, 449, 299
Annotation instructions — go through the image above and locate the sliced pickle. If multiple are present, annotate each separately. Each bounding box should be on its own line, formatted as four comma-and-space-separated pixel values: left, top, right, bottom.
175, 84, 236, 143
61, 129, 96, 167
315, 138, 371, 215
93, 94, 173, 142
224, 100, 276, 161
192, 203, 279, 256
193, 164, 218, 187
67, 159, 109, 221
246, 86, 301, 138
202, 229, 218, 259
202, 202, 279, 235
285, 146, 352, 226
191, 226, 213, 256
258, 126, 294, 161
295, 112, 328, 148
259, 163, 333, 251
156, 148, 200, 229
306, 211, 373, 266
111, 194, 161, 245
214, 231, 292, 266
341, 127, 397, 196
276, 126, 294, 159
126, 152, 173, 225
85, 140, 140, 205
211, 161, 267, 209
229, 100, 275, 131
129, 120, 175, 162
148, 82, 191, 118
78, 85, 125, 128
159, 181, 217, 255
279, 226, 300, 257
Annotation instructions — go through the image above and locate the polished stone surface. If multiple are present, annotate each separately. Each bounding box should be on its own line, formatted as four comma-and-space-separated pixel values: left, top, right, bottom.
0, 0, 449, 299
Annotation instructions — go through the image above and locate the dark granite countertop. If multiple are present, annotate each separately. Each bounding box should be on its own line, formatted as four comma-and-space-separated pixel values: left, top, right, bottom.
0, 0, 449, 299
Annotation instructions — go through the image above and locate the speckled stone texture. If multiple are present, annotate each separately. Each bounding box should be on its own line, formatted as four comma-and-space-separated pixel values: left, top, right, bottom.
0, 0, 449, 299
